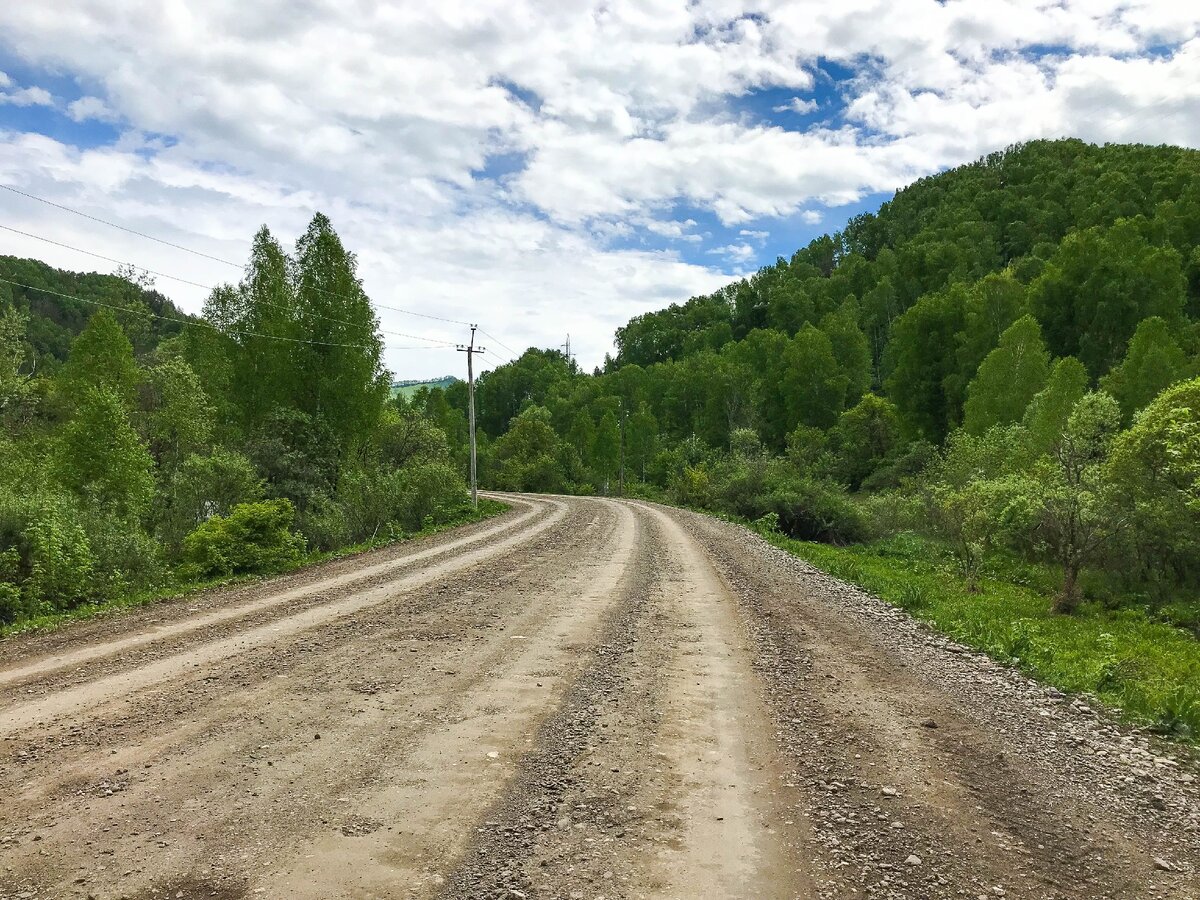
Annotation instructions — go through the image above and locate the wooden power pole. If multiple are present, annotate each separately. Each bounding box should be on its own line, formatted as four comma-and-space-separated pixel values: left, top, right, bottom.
457, 325, 486, 509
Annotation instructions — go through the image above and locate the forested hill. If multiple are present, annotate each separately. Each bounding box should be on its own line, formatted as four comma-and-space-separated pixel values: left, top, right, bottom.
611, 139, 1200, 437
403, 138, 1200, 640
0, 256, 191, 371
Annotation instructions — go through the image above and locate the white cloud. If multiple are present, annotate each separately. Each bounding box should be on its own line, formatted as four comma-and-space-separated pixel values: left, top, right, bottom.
0, 85, 53, 107
708, 242, 757, 263
772, 97, 818, 114
0, 1, 1197, 374
66, 95, 117, 123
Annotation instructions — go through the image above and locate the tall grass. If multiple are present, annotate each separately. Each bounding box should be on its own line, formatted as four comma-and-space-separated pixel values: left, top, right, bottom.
759, 529, 1200, 741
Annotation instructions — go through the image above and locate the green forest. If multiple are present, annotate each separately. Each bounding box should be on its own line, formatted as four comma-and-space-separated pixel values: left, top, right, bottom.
3, 138, 1199, 735
0, 215, 482, 631
404, 139, 1200, 734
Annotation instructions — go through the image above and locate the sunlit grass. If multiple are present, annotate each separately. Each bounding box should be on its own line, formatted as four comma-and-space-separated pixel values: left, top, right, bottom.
759, 528, 1200, 741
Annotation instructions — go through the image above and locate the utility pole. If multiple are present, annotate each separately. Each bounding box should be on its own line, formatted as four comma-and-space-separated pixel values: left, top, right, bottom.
561, 334, 574, 371
457, 325, 486, 509
618, 400, 627, 497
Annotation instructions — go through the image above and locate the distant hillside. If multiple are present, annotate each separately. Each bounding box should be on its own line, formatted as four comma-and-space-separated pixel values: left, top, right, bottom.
0, 256, 192, 369
390, 375, 459, 398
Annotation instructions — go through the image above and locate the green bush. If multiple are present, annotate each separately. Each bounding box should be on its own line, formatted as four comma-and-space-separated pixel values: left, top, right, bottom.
82, 511, 165, 598
0, 490, 95, 621
181, 499, 305, 579
767, 479, 870, 544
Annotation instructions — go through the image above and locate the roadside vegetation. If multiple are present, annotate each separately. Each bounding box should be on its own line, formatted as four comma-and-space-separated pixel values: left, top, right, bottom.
3, 139, 1199, 735
0, 216, 477, 630
397, 139, 1200, 736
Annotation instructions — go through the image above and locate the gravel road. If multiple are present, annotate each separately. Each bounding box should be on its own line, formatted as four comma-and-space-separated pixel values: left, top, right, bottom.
0, 494, 1196, 900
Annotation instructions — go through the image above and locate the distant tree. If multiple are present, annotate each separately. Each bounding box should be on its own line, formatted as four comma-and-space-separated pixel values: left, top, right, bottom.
1099, 316, 1189, 422
1023, 356, 1089, 456
0, 306, 34, 426
962, 315, 1050, 435
141, 357, 215, 472
491, 405, 567, 492
951, 271, 1027, 402
626, 402, 658, 480
819, 299, 872, 404
57, 387, 155, 520
783, 324, 848, 431
1029, 219, 1185, 376
567, 410, 596, 469
884, 287, 966, 441
828, 394, 903, 489
59, 310, 140, 408
593, 409, 621, 490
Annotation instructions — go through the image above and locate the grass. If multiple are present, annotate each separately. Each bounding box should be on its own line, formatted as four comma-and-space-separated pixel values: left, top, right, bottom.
753, 527, 1200, 741
0, 499, 508, 640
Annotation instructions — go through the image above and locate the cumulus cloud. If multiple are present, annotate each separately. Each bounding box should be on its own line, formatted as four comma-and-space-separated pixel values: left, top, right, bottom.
66, 95, 118, 123
0, 1, 1197, 374
773, 97, 818, 114
708, 242, 757, 263
0, 85, 53, 107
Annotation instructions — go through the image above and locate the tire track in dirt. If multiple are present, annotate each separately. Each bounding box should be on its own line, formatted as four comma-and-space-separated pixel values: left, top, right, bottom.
443, 500, 812, 899
0, 495, 556, 691
260, 499, 639, 898
0, 498, 569, 735
677, 504, 1200, 899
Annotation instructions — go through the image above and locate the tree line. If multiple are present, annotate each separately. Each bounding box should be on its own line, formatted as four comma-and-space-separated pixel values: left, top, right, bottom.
0, 215, 470, 626
407, 139, 1200, 618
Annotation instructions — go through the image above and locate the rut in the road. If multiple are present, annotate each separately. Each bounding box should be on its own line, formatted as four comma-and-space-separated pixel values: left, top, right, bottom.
444, 500, 811, 900
1, 495, 1197, 900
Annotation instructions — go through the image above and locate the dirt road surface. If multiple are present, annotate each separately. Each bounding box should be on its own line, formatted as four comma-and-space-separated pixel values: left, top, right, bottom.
1, 494, 1197, 899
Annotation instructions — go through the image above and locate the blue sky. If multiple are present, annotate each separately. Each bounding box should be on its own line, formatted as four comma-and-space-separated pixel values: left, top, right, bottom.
1, 2, 1197, 377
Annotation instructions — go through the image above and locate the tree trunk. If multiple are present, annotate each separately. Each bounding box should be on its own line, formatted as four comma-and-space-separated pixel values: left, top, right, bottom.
1055, 562, 1081, 614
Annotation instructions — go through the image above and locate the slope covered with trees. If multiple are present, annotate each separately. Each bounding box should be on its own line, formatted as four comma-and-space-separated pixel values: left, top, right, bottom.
0, 215, 473, 628
403, 139, 1200, 730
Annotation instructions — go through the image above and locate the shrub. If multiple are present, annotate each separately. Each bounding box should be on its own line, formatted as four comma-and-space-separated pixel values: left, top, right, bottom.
767, 479, 870, 544
181, 499, 305, 579
157, 449, 264, 550
0, 490, 95, 620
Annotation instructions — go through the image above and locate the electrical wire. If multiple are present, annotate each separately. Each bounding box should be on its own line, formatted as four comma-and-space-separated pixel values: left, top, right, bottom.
0, 223, 458, 347
0, 276, 449, 352
478, 328, 521, 362
0, 182, 473, 327
0, 182, 532, 352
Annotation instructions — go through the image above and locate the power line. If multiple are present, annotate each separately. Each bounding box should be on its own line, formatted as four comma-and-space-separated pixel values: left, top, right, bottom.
1, 183, 244, 268
479, 328, 521, 362
0, 223, 458, 347
0, 276, 448, 352
0, 182, 474, 327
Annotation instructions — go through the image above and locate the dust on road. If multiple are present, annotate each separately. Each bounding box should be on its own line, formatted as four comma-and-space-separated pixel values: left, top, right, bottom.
0, 495, 1196, 899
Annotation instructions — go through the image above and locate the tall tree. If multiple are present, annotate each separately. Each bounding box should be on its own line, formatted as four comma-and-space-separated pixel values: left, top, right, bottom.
1099, 316, 1189, 422
57, 387, 155, 520
593, 409, 620, 490
292, 213, 388, 452
227, 227, 298, 427
783, 324, 848, 431
884, 287, 966, 441
1029, 219, 1185, 376
58, 310, 140, 408
1024, 356, 1089, 456
819, 299, 872, 404
962, 315, 1050, 434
